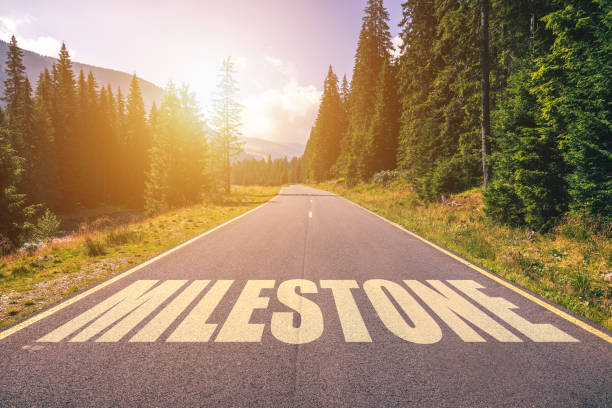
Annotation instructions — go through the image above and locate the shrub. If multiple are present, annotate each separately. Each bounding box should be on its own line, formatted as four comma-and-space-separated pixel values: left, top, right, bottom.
373, 170, 403, 187
0, 234, 14, 257
84, 237, 106, 257
31, 209, 61, 243
105, 229, 144, 246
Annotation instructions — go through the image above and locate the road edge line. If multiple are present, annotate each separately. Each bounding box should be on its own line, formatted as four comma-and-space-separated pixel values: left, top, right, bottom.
340, 195, 612, 344
0, 194, 279, 341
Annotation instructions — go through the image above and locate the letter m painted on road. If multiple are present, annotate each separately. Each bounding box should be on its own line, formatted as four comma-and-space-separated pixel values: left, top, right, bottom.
38, 280, 186, 342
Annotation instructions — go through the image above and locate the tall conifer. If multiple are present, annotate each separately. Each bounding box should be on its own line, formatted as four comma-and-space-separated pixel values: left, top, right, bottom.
337, 0, 392, 182
211, 57, 243, 194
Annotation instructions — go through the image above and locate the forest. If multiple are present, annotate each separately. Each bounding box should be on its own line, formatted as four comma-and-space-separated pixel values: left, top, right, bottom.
302, 0, 610, 231
0, 38, 243, 252
1, 0, 610, 253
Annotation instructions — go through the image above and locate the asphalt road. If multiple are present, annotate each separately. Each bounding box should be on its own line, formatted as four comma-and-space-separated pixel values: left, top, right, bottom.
1, 184, 610, 407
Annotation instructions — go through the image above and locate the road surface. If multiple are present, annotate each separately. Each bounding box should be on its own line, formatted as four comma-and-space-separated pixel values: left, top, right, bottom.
1, 185, 610, 407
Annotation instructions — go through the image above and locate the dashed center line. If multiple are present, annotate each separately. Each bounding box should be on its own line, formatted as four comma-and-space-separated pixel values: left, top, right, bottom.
309, 211, 312, 218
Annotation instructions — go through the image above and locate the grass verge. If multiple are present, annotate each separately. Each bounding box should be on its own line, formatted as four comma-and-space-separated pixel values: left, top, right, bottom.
315, 180, 611, 331
0, 186, 279, 329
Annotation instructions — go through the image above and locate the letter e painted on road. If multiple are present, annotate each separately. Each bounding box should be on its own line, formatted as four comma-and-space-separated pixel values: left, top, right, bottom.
364, 279, 442, 344
405, 280, 521, 342
216, 280, 275, 342
271, 279, 324, 344
449, 280, 578, 342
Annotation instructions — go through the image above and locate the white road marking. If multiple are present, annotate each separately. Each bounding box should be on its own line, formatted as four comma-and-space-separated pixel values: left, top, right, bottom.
309, 211, 312, 218
37, 279, 577, 344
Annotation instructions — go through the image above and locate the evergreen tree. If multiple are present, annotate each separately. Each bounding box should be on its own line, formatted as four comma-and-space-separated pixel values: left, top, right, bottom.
145, 83, 210, 215
532, 0, 611, 220
211, 57, 243, 194
364, 58, 400, 175
76, 69, 92, 205
397, 0, 484, 200
83, 71, 104, 205
1, 36, 26, 152
29, 78, 60, 208
51, 43, 78, 208
484, 0, 564, 229
484, 59, 568, 229
19, 77, 36, 199
340, 75, 351, 114
303, 65, 347, 181
0, 106, 5, 128
125, 74, 150, 206
337, 0, 392, 182
0, 130, 36, 248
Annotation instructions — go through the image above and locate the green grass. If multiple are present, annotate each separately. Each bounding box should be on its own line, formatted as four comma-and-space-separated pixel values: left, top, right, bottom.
0, 186, 279, 329
315, 179, 612, 331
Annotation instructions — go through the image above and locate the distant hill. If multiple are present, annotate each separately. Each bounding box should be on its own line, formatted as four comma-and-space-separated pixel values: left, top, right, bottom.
0, 40, 164, 109
240, 137, 305, 161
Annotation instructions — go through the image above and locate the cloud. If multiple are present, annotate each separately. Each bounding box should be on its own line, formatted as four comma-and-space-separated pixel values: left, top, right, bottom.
264, 56, 297, 78
391, 35, 403, 59
241, 58, 321, 145
0, 15, 75, 58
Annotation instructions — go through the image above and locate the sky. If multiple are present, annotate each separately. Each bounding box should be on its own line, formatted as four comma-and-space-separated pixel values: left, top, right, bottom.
0, 0, 403, 146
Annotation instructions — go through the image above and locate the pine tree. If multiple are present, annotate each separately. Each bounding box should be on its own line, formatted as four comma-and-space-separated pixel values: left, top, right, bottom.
532, 0, 611, 220
0, 130, 36, 249
1, 36, 26, 152
211, 57, 243, 194
76, 69, 92, 205
145, 83, 210, 215
125, 74, 150, 206
364, 58, 400, 175
83, 71, 104, 205
30, 80, 60, 209
51, 43, 78, 208
484, 0, 563, 229
303, 65, 347, 181
19, 77, 36, 200
484, 59, 567, 229
112, 86, 128, 203
340, 75, 351, 115
337, 0, 392, 182
0, 106, 6, 128
98, 85, 116, 204
480, 0, 492, 189
397, 0, 483, 200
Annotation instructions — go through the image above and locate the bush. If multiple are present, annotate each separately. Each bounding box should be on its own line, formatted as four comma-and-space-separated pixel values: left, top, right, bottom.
31, 209, 61, 243
0, 234, 14, 257
84, 237, 106, 257
373, 170, 403, 187
105, 229, 143, 246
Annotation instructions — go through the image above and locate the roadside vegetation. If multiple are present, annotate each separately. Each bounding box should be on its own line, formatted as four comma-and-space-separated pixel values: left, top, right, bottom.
0, 186, 279, 329
317, 177, 611, 331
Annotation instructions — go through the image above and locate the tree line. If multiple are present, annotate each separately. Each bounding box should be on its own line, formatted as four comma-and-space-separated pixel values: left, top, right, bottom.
231, 155, 303, 186
0, 37, 242, 250
301, 0, 610, 230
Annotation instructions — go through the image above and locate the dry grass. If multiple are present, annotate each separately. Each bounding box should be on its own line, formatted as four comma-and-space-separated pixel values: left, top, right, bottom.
0, 186, 280, 328
317, 180, 612, 330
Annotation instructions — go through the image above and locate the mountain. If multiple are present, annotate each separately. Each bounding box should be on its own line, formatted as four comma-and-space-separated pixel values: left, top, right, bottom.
0, 40, 163, 109
240, 137, 305, 161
